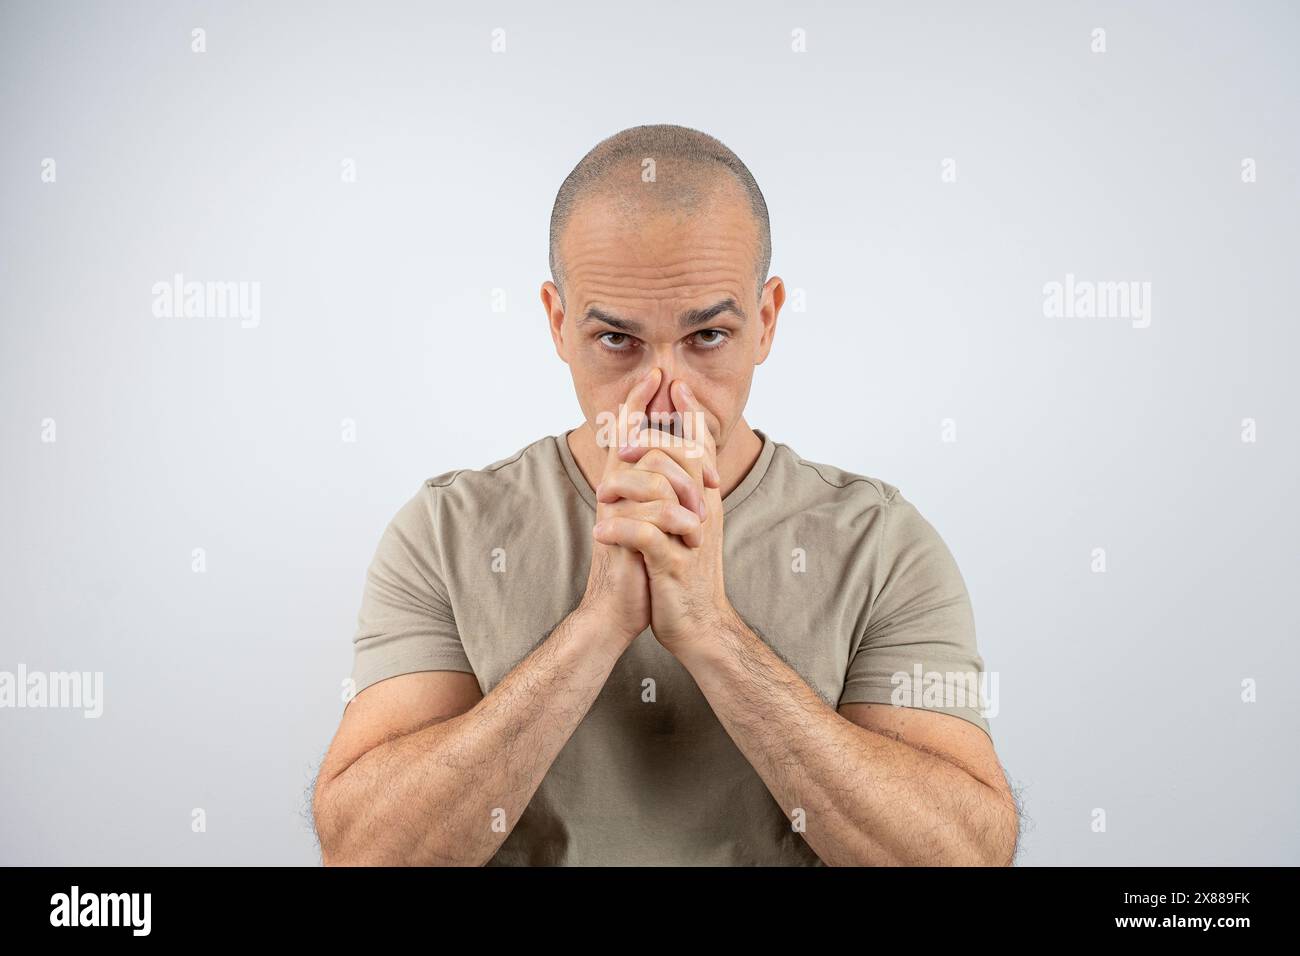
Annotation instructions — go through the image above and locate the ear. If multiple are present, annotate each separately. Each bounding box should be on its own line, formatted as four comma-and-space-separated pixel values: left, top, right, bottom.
541, 281, 568, 363
754, 276, 784, 366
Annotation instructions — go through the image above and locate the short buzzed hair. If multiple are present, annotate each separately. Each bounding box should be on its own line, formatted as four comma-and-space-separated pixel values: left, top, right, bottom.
548, 124, 772, 309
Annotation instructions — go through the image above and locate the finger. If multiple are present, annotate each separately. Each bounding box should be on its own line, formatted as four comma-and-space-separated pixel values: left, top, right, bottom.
607, 367, 662, 457
623, 447, 705, 521
670, 379, 720, 488
597, 469, 676, 506
592, 517, 675, 572
618, 432, 705, 467
603, 497, 703, 547
617, 411, 718, 491
618, 434, 714, 509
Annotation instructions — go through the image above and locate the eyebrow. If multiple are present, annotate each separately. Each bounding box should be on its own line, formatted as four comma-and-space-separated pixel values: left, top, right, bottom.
580, 298, 746, 335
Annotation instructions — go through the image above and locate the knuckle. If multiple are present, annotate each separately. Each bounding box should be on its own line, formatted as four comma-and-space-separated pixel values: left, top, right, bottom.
664, 498, 682, 521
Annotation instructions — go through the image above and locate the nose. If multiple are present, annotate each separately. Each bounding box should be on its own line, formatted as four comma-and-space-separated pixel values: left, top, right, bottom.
644, 351, 681, 423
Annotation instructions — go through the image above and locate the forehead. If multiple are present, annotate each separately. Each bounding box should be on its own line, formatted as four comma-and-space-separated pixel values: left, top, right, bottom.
560, 186, 758, 305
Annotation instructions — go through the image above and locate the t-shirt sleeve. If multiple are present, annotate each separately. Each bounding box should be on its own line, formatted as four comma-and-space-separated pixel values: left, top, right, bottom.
350, 483, 476, 696
838, 490, 992, 738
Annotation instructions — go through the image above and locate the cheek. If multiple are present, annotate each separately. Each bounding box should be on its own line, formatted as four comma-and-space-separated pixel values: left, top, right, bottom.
684, 378, 732, 423
569, 360, 641, 418
585, 362, 644, 397
686, 352, 748, 400
572, 343, 632, 380
686, 361, 753, 428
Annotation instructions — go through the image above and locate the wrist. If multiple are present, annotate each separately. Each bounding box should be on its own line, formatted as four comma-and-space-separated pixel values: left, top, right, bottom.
569, 600, 643, 654
669, 603, 746, 669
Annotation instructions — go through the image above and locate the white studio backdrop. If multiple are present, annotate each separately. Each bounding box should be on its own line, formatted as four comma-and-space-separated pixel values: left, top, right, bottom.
1, 0, 1296, 864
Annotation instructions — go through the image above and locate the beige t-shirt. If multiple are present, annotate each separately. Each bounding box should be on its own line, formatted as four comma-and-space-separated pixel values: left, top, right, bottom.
350, 428, 990, 865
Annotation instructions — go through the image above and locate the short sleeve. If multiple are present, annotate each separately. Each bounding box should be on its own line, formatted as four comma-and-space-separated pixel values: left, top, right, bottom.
350, 484, 475, 696
838, 491, 992, 738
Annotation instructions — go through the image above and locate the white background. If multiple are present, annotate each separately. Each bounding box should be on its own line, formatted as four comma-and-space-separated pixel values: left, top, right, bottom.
1, 0, 1297, 864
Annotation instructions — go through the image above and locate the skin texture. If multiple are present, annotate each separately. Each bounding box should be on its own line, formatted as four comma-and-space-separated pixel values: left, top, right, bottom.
311, 176, 1020, 866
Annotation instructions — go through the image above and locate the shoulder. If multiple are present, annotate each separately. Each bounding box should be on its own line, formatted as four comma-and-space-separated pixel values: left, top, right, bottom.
764, 439, 945, 549
772, 441, 895, 499
766, 439, 899, 513
425, 434, 558, 493
402, 434, 572, 527
376, 435, 569, 555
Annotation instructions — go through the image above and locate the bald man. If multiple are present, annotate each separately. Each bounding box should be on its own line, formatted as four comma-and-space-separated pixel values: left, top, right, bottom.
312, 125, 1020, 866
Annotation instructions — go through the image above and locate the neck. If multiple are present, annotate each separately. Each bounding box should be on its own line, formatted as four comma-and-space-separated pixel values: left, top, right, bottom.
567, 418, 763, 501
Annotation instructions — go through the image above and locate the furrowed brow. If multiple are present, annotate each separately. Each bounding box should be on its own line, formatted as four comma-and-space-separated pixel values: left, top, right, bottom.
580, 307, 642, 335
679, 298, 745, 330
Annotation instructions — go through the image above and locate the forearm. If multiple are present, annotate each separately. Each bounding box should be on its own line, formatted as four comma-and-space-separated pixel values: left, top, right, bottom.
317, 608, 622, 866
677, 612, 1016, 866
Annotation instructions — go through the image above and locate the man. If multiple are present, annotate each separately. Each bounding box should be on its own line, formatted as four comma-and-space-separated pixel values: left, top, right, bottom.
312, 124, 1019, 866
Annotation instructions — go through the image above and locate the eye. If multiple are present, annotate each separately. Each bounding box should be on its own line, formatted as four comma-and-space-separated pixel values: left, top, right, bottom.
598, 332, 637, 352
692, 328, 730, 350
